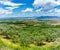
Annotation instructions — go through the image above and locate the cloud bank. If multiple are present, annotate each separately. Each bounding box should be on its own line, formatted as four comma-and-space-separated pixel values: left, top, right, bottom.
32, 0, 60, 16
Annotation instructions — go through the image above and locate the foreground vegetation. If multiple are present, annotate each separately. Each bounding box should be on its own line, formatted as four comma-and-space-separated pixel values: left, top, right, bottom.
0, 20, 60, 50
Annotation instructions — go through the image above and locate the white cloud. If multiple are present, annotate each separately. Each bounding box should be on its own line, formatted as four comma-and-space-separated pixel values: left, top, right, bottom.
34, 7, 60, 16
22, 8, 33, 12
0, 8, 12, 15
0, 0, 23, 7
0, 0, 24, 15
32, 0, 60, 16
33, 0, 60, 7
54, 8, 60, 12
0, 0, 24, 10
33, 0, 60, 11
47, 8, 60, 13
5, 7, 18, 10
35, 8, 42, 13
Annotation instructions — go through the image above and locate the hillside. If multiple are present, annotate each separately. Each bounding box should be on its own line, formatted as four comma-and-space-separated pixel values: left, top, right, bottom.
0, 20, 60, 50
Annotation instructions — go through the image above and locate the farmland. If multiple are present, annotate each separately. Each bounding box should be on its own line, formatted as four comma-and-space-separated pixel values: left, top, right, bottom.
0, 20, 60, 50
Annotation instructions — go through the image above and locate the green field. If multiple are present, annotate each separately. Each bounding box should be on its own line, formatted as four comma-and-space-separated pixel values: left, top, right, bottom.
0, 20, 60, 50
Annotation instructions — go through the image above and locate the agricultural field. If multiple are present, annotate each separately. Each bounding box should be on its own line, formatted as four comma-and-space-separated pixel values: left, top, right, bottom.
0, 20, 60, 50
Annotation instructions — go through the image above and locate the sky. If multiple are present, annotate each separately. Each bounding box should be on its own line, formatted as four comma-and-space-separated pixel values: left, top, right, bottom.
0, 0, 60, 18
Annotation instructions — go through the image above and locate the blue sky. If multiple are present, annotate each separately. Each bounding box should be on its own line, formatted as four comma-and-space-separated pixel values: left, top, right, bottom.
0, 0, 60, 18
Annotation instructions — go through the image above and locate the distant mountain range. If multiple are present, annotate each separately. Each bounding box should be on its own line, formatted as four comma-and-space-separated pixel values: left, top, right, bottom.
0, 16, 60, 20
